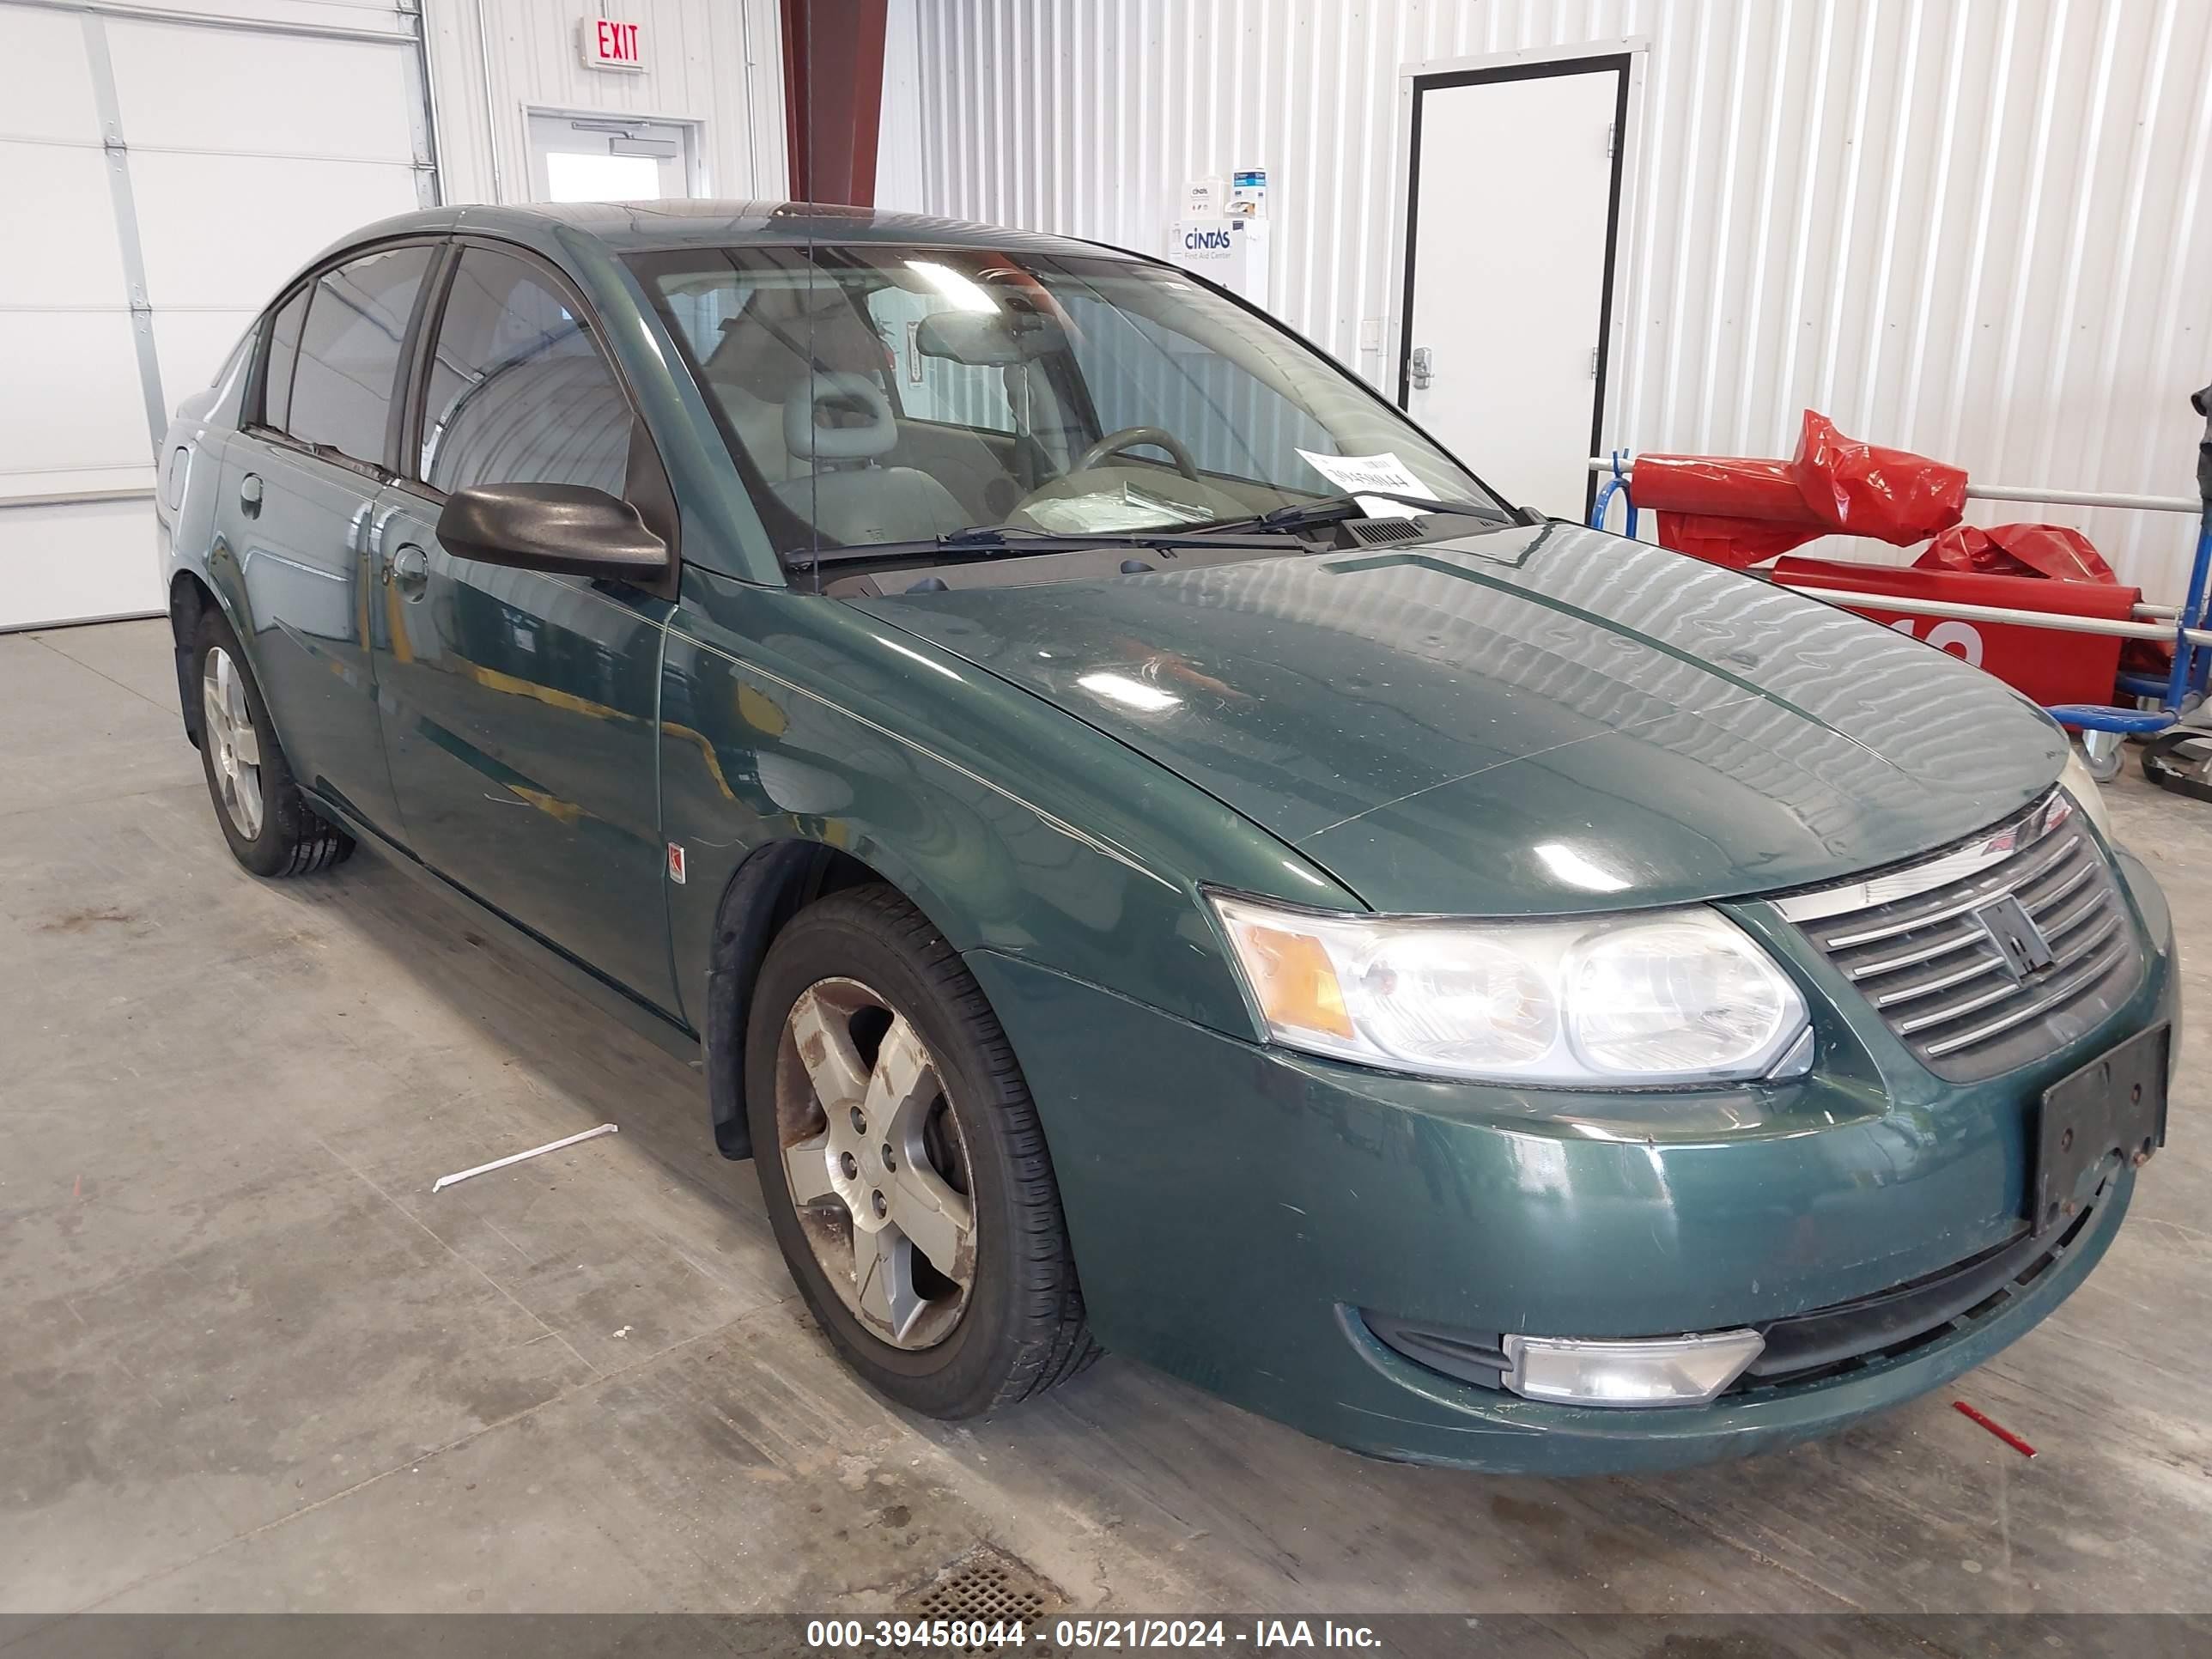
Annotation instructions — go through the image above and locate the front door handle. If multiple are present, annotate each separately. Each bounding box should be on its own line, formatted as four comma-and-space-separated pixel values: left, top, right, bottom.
239, 473, 264, 518
388, 544, 429, 599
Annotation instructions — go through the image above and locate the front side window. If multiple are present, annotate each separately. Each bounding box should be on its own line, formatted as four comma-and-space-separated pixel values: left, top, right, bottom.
418, 246, 634, 500
631, 242, 1503, 560
284, 244, 434, 468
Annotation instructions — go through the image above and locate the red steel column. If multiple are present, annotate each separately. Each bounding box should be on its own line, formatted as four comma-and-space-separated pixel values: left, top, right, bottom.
781, 0, 890, 205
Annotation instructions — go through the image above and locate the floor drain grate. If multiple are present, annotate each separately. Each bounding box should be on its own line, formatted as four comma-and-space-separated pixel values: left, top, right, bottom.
888, 1544, 1067, 1653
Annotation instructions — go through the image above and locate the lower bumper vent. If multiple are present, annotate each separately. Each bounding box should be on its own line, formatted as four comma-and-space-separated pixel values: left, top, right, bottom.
1360, 1192, 2102, 1404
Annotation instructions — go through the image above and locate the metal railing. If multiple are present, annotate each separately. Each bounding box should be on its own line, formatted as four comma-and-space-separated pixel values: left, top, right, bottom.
1583, 456, 2212, 648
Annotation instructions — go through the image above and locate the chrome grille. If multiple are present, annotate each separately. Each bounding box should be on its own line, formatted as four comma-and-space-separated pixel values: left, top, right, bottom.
1778, 792, 2142, 1082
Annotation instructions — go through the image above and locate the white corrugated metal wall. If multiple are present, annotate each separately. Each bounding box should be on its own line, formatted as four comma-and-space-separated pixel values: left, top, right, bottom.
878, 0, 2212, 603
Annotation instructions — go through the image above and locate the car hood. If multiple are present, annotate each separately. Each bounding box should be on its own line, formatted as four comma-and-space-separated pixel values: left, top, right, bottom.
854, 523, 2067, 915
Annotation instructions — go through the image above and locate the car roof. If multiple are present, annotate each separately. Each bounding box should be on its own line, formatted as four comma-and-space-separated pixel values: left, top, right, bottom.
313, 199, 1135, 264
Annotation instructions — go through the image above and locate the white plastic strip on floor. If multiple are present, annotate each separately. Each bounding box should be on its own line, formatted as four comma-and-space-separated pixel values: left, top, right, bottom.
431, 1124, 619, 1193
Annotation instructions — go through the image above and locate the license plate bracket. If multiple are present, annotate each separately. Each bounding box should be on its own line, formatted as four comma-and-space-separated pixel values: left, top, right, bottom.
2033, 1024, 2168, 1233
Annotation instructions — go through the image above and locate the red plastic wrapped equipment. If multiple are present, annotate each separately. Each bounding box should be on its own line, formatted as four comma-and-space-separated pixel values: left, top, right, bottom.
1633, 410, 1969, 568
1915, 521, 2116, 583
1913, 522, 2169, 678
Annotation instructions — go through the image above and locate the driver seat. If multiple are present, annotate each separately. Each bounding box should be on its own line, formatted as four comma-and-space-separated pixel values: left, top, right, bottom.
771, 372, 970, 545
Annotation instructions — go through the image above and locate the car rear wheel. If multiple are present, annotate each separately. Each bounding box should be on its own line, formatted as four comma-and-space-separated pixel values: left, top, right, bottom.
746, 883, 1097, 1417
192, 609, 354, 878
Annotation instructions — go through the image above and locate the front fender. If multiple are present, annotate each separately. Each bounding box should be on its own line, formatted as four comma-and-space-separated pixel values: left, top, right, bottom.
658, 568, 1356, 1043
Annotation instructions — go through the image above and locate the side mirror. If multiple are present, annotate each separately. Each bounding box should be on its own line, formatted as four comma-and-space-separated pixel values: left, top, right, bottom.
436, 483, 668, 581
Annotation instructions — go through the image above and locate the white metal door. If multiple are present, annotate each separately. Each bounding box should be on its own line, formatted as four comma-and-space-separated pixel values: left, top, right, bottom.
0, 2, 434, 631
1400, 58, 1629, 521
526, 112, 696, 202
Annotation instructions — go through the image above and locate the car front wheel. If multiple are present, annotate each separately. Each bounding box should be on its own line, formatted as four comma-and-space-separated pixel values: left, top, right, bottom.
745, 884, 1097, 1417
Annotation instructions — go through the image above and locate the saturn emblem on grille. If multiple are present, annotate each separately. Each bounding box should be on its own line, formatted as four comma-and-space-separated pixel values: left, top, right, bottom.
1972, 894, 2058, 982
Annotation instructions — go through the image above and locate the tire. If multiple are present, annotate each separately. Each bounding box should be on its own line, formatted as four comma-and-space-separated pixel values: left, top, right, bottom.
191, 607, 354, 878
746, 883, 1097, 1418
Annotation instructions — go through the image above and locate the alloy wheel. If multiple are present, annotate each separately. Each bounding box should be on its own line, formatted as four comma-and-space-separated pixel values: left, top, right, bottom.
201, 646, 264, 839
775, 976, 977, 1349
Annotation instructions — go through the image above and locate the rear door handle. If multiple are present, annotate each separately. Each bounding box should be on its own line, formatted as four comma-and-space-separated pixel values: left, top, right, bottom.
239, 473, 264, 518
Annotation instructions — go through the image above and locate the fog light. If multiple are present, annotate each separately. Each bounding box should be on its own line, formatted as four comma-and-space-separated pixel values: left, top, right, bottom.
1501, 1330, 1765, 1408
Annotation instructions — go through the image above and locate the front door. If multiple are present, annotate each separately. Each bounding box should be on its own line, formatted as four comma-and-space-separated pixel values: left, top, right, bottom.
368, 241, 678, 1015
222, 243, 436, 838
1400, 54, 1631, 520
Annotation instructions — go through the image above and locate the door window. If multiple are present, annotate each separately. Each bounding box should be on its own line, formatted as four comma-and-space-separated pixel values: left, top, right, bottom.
282, 244, 435, 469
259, 287, 309, 432
418, 247, 635, 499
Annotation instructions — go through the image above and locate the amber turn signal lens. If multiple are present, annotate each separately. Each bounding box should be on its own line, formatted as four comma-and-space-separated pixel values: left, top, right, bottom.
1225, 917, 1354, 1041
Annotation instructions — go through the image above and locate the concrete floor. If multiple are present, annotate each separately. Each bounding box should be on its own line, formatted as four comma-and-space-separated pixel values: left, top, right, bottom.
3, 617, 2210, 1618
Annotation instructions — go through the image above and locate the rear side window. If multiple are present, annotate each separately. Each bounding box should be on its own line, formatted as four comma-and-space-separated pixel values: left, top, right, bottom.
285, 244, 435, 468
418, 246, 634, 499
260, 289, 307, 432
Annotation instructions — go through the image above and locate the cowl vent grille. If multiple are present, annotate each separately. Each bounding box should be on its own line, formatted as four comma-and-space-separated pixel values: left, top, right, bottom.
1344, 516, 1424, 544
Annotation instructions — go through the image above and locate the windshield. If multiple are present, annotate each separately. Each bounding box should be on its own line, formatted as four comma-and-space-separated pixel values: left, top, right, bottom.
629, 242, 1508, 562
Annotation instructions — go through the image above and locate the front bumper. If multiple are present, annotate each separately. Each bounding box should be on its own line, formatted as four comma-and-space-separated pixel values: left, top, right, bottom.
969, 848, 2176, 1474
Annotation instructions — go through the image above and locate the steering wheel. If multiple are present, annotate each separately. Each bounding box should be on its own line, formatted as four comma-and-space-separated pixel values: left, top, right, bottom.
1077, 425, 1202, 479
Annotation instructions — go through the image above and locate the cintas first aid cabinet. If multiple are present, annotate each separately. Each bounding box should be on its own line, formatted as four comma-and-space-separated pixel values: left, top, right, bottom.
1164, 217, 1272, 307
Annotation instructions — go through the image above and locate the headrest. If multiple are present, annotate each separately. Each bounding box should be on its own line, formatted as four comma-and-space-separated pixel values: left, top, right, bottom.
785, 372, 896, 461
703, 283, 886, 397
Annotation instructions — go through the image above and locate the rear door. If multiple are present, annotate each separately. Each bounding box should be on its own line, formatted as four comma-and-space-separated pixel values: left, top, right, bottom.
221, 241, 436, 837
368, 240, 679, 1015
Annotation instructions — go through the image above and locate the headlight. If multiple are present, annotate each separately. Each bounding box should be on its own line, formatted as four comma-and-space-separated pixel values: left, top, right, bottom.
1208, 894, 1812, 1086
2058, 748, 2115, 843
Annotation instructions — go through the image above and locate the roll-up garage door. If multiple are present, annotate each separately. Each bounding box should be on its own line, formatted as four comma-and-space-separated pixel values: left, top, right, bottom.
0, 0, 435, 631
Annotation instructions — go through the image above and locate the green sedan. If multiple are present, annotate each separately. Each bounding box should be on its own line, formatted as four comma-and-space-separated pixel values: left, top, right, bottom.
154, 203, 2177, 1473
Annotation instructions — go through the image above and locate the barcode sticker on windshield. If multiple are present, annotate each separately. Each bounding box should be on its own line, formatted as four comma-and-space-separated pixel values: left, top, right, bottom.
1295, 449, 1439, 517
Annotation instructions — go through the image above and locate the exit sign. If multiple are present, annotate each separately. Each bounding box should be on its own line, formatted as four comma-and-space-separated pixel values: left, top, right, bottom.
580, 16, 644, 70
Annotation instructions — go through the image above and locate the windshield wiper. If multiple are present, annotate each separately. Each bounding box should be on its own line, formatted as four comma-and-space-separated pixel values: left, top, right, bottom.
935, 523, 1293, 549
1199, 490, 1527, 536
788, 524, 1291, 570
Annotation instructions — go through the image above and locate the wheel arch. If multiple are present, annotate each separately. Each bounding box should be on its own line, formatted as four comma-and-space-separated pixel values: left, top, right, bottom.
702, 837, 914, 1159
169, 561, 296, 768
167, 568, 223, 746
